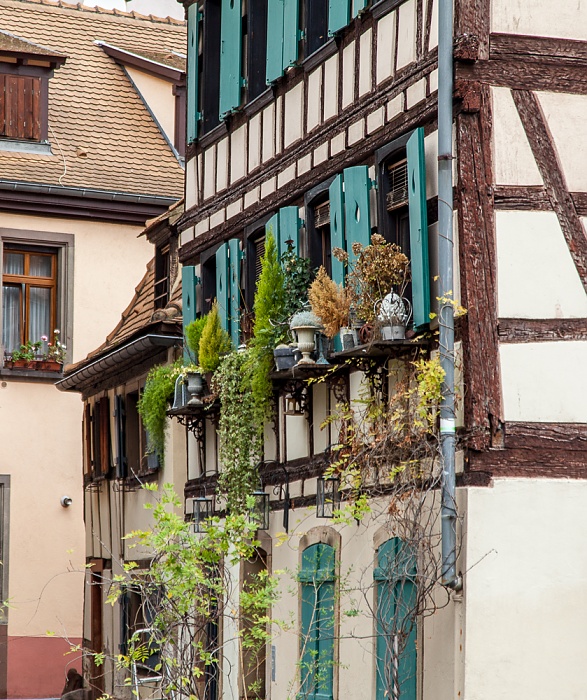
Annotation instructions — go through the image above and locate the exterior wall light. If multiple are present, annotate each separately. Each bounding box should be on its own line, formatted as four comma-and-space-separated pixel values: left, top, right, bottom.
251, 486, 270, 531
188, 495, 214, 533
316, 476, 340, 518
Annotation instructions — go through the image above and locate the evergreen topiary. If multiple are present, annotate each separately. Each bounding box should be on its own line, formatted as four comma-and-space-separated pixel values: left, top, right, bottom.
199, 301, 232, 373
185, 315, 208, 363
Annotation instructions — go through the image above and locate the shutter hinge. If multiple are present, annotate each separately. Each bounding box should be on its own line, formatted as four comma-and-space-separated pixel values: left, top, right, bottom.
241, 77, 247, 88
370, 179, 378, 190
298, 29, 305, 40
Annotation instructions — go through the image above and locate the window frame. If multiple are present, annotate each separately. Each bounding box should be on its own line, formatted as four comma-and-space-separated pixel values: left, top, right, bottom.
244, 214, 272, 315
0, 229, 74, 371
304, 176, 336, 276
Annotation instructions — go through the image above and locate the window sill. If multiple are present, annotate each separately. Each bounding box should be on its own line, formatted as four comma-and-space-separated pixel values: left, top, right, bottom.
244, 87, 275, 117
303, 39, 338, 73
198, 121, 228, 150
0, 367, 63, 381
0, 139, 53, 155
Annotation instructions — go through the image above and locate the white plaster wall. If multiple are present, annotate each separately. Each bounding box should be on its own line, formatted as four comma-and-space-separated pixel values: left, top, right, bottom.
284, 82, 304, 149
492, 86, 543, 186
491, 0, 587, 40
125, 67, 176, 149
465, 479, 587, 699
376, 11, 396, 84
500, 341, 587, 422
538, 92, 587, 192
496, 210, 587, 318
396, 0, 417, 70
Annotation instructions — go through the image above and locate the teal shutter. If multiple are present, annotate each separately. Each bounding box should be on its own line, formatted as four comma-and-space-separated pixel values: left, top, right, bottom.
187, 3, 200, 143
406, 127, 430, 330
300, 544, 335, 700
282, 0, 300, 70
278, 206, 300, 257
219, 0, 242, 118
343, 165, 372, 268
228, 238, 241, 347
374, 539, 417, 700
329, 174, 345, 287
352, 0, 367, 16
266, 0, 284, 84
328, 0, 350, 36
182, 265, 198, 362
265, 213, 280, 255
216, 243, 230, 334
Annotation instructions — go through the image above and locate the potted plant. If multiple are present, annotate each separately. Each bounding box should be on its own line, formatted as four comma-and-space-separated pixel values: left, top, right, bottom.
376, 292, 412, 340
289, 310, 322, 365
334, 234, 411, 340
308, 266, 352, 347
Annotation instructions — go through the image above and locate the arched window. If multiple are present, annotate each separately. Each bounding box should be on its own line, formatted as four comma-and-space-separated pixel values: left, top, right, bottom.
299, 542, 336, 700
374, 538, 417, 700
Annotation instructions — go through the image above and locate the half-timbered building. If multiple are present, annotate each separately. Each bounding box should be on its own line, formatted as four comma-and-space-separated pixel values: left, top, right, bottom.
174, 0, 587, 699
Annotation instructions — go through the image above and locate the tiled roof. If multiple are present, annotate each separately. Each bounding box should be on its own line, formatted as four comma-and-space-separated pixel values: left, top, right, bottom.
0, 28, 66, 58
0, 0, 185, 197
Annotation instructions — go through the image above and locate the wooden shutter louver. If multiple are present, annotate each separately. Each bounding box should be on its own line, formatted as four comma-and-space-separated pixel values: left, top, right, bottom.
99, 396, 111, 477
406, 127, 431, 330
386, 159, 409, 212
182, 265, 198, 362
314, 201, 330, 228
254, 237, 265, 282
187, 3, 200, 143
228, 238, 241, 347
219, 0, 243, 118
216, 242, 230, 334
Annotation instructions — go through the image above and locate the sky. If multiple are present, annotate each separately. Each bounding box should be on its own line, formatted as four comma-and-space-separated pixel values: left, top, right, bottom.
81, 0, 184, 20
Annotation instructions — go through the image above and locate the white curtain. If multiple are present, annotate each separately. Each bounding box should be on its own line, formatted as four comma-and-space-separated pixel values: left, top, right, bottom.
28, 287, 51, 344
2, 285, 21, 352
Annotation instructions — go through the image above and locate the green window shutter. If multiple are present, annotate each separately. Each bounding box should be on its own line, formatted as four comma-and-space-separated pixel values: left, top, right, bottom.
187, 3, 200, 143
216, 242, 230, 334
406, 127, 431, 330
228, 238, 241, 347
300, 544, 335, 700
114, 394, 127, 480
329, 174, 345, 287
343, 165, 372, 268
374, 539, 417, 700
219, 0, 242, 118
352, 0, 367, 17
282, 0, 300, 70
266, 0, 284, 84
278, 206, 300, 257
265, 212, 280, 252
328, 0, 350, 36
182, 265, 198, 362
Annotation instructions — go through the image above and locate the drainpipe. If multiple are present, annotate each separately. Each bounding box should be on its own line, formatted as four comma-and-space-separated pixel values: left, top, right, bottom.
438, 0, 461, 590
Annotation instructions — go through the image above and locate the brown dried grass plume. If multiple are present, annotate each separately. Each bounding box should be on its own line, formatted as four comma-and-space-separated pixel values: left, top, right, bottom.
308, 266, 351, 338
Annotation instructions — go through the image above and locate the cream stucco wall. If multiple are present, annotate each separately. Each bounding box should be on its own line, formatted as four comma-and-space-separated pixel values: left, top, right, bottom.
0, 212, 152, 648
464, 478, 587, 700
496, 210, 587, 319
491, 0, 587, 40
125, 67, 177, 152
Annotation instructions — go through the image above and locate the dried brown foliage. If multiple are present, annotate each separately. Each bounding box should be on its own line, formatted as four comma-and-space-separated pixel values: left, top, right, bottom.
308, 266, 352, 338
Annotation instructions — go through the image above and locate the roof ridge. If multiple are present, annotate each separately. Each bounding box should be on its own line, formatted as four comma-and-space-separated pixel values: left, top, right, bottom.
9, 0, 186, 26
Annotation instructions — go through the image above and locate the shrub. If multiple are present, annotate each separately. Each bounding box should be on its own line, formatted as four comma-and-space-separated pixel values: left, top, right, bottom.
199, 302, 232, 373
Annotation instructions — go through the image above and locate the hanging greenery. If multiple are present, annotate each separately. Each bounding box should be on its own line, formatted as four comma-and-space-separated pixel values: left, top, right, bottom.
213, 349, 263, 514
281, 243, 314, 319
199, 301, 232, 373
138, 360, 183, 462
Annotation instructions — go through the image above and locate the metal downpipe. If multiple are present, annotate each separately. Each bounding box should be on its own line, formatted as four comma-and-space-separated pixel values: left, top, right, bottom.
438, 0, 460, 590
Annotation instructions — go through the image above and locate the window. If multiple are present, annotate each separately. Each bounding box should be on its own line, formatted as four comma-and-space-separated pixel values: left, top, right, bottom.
123, 390, 160, 479
2, 247, 57, 354
376, 128, 431, 330
86, 396, 111, 480
202, 0, 222, 133
0, 76, 44, 142
304, 0, 329, 56
1, 231, 73, 369
374, 538, 417, 700
120, 582, 162, 682
306, 180, 334, 276
154, 243, 171, 310
247, 0, 269, 101
244, 221, 266, 315
299, 543, 336, 700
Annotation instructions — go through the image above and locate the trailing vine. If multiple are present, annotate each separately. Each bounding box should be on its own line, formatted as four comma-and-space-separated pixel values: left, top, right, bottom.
213, 350, 263, 514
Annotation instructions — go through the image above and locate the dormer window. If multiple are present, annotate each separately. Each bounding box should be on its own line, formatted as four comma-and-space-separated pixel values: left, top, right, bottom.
0, 30, 66, 148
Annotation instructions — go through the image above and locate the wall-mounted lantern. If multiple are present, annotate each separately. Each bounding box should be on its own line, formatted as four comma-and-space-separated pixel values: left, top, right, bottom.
316, 475, 340, 518
188, 495, 214, 533
251, 486, 270, 531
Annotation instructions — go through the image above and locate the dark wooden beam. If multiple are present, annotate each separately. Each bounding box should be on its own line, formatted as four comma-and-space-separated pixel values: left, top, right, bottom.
490, 33, 587, 65
511, 89, 587, 295
469, 448, 587, 477
494, 186, 587, 215
455, 0, 490, 59
498, 318, 587, 343
456, 84, 503, 450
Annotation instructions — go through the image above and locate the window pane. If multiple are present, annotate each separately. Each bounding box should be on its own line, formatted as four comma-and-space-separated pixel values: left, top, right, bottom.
29, 255, 52, 278
28, 287, 51, 342
2, 285, 22, 352
3, 253, 24, 275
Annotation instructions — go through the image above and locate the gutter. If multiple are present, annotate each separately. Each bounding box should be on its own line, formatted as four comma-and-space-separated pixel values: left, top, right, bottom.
438, 0, 461, 590
0, 179, 177, 207
57, 334, 180, 392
